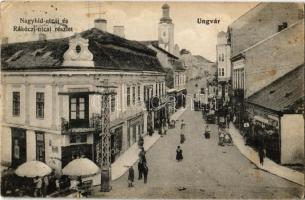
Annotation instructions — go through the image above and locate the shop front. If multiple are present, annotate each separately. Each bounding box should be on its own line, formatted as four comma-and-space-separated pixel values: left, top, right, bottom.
127, 113, 144, 147
110, 126, 123, 163
61, 143, 93, 168
249, 115, 280, 163
11, 128, 27, 168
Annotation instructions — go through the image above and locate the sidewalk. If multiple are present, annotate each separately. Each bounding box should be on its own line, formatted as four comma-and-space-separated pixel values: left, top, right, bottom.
111, 107, 187, 181
229, 122, 304, 186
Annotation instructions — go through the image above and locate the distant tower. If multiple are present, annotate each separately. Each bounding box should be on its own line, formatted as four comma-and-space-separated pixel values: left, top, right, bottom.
158, 3, 174, 54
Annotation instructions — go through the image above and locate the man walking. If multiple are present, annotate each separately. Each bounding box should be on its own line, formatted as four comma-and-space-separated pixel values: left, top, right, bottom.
143, 163, 149, 184
128, 166, 135, 187
258, 147, 266, 166
138, 160, 143, 180
180, 120, 186, 144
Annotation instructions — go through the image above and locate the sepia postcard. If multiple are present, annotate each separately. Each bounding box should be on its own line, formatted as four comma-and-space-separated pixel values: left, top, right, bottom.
0, 1, 304, 199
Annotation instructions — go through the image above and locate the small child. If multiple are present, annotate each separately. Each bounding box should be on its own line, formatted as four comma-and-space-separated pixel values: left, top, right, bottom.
128, 166, 134, 187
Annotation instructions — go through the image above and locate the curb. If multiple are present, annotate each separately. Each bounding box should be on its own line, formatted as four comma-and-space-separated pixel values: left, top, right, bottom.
112, 108, 187, 181
229, 125, 304, 186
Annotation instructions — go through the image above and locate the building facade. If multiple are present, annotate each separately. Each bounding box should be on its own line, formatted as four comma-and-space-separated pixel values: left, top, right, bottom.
227, 3, 304, 164
228, 3, 304, 127
216, 31, 231, 106
1, 21, 166, 173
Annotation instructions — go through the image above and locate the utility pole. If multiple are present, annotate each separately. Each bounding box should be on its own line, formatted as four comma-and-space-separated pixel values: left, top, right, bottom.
96, 79, 117, 192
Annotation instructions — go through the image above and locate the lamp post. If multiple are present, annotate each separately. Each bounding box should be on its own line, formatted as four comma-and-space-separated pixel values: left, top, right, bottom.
96, 79, 117, 192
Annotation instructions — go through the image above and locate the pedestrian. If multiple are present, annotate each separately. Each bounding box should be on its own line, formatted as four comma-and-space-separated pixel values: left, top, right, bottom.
176, 146, 183, 161
142, 163, 149, 184
34, 176, 42, 197
258, 147, 266, 166
128, 166, 134, 187
163, 119, 168, 135
138, 147, 147, 163
138, 160, 143, 180
180, 120, 186, 144
219, 131, 224, 146
42, 175, 49, 197
138, 136, 144, 148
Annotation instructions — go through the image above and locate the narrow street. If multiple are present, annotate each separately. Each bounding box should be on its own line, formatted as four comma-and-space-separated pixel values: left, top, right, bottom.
92, 80, 303, 199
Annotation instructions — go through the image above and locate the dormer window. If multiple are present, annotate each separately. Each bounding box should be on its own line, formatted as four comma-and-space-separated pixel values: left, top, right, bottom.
278, 22, 288, 32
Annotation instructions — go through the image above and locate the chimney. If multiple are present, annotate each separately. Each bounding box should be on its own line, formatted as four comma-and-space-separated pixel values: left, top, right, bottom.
38, 33, 46, 41
2, 37, 8, 45
113, 26, 125, 38
94, 18, 107, 32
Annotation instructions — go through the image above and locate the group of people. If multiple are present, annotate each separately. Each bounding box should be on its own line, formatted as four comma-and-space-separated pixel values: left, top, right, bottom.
127, 147, 149, 187
158, 118, 169, 137
176, 119, 186, 161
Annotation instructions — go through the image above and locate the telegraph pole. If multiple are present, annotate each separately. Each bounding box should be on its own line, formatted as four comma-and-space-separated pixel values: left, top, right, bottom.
96, 79, 117, 192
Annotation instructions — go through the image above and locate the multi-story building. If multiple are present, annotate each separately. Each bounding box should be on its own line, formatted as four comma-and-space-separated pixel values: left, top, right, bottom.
141, 4, 187, 114
228, 3, 304, 126
227, 3, 304, 164
1, 19, 166, 173
216, 31, 231, 104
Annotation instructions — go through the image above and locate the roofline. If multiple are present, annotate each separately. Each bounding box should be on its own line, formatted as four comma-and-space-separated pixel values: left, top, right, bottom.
247, 63, 304, 100
150, 43, 179, 59
229, 3, 262, 28
240, 20, 302, 54
1, 69, 166, 76
246, 101, 283, 115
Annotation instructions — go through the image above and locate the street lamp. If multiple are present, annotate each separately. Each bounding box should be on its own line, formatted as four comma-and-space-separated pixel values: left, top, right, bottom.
96, 79, 117, 192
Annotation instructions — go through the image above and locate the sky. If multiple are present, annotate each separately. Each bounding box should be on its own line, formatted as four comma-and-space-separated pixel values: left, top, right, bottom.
1, 1, 257, 62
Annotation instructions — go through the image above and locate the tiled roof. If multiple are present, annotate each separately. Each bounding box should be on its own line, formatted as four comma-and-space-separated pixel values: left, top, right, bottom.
248, 64, 304, 113
1, 28, 164, 72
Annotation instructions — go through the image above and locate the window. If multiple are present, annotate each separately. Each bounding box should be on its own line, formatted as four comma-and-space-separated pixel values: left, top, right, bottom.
132, 86, 136, 105
36, 92, 44, 118
222, 68, 225, 76
278, 22, 288, 32
69, 95, 89, 128
111, 95, 115, 112
137, 86, 141, 102
155, 84, 158, 96
127, 87, 130, 106
158, 83, 161, 98
222, 54, 224, 62
36, 131, 45, 162
12, 92, 20, 116
70, 135, 87, 143
219, 54, 221, 62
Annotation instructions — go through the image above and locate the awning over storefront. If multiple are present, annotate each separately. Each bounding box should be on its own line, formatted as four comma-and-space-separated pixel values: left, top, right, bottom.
254, 115, 269, 124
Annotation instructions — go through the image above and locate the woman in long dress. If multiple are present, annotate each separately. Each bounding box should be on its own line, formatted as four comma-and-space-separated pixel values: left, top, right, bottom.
180, 120, 186, 144
176, 146, 183, 161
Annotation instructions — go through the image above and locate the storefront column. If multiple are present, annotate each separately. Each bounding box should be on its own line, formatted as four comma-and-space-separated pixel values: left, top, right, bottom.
26, 130, 36, 161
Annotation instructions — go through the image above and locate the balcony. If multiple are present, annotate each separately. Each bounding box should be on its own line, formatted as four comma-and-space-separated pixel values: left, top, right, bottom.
61, 113, 102, 135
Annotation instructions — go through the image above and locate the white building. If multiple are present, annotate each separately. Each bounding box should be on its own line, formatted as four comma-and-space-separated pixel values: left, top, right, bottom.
1, 19, 166, 173
216, 31, 231, 102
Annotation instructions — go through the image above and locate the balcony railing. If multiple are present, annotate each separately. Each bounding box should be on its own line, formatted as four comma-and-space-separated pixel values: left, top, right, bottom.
61, 114, 103, 134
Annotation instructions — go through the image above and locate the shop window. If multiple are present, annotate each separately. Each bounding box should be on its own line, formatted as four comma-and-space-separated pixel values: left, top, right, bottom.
36, 92, 44, 118
127, 87, 131, 106
12, 91, 20, 116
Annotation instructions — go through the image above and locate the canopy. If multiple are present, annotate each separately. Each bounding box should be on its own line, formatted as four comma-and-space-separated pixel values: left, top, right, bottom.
62, 158, 100, 177
15, 161, 52, 178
